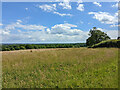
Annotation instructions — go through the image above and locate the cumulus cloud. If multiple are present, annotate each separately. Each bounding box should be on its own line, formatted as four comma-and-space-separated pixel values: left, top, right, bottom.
88, 12, 118, 25
38, 4, 56, 12
1, 20, 47, 36
76, 0, 84, 11
77, 4, 84, 11
2, 22, 89, 43
45, 23, 89, 42
106, 30, 118, 39
93, 2, 102, 7
58, 0, 72, 9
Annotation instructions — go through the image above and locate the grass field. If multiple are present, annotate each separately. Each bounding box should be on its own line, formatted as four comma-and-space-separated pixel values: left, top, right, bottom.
2, 48, 118, 88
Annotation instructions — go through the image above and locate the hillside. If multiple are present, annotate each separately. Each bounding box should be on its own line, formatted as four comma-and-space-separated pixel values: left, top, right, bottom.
90, 39, 120, 48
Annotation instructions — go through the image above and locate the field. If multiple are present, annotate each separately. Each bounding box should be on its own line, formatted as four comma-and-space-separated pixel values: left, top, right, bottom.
2, 48, 118, 88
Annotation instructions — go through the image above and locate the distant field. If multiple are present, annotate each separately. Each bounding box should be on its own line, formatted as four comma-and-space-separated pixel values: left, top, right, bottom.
2, 48, 118, 88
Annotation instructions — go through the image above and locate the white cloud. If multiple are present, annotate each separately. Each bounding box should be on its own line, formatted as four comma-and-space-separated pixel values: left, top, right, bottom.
77, 0, 83, 4
88, 12, 118, 25
3, 30, 10, 35
0, 23, 3, 26
77, 4, 84, 11
110, 24, 120, 27
1, 20, 47, 36
17, 30, 22, 32
53, 11, 72, 16
2, 21, 119, 43
106, 30, 118, 39
37, 3, 72, 17
93, 2, 102, 7
112, 3, 118, 8
38, 4, 56, 12
16, 24, 46, 30
50, 23, 87, 37
0, 28, 10, 35
58, 0, 71, 9
2, 22, 89, 43
97, 28, 104, 31
25, 8, 28, 10
93, 27, 118, 39
16, 20, 22, 24
15, 20, 46, 30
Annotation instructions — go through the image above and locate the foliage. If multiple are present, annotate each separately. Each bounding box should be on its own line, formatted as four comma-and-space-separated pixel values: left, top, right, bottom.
86, 27, 110, 46
89, 39, 120, 48
20, 46, 25, 50
1, 43, 86, 51
2, 48, 118, 88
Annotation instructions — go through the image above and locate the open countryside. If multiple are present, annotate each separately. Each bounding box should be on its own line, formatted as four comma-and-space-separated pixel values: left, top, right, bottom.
1, 1, 119, 88
2, 48, 118, 88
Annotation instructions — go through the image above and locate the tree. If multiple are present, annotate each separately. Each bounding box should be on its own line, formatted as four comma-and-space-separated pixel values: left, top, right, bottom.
25, 44, 34, 49
20, 46, 25, 50
86, 27, 110, 46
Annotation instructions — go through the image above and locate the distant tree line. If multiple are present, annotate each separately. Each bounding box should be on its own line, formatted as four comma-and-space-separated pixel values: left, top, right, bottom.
0, 43, 86, 51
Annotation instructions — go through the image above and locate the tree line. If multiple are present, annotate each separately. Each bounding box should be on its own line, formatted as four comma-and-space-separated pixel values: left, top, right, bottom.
1, 43, 86, 51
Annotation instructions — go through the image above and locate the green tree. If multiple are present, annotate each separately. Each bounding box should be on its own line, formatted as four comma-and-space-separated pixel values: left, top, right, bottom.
20, 46, 25, 50
14, 46, 20, 50
86, 27, 110, 46
25, 44, 34, 49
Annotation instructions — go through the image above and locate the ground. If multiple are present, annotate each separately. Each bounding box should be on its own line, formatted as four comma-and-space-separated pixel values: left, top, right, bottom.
2, 48, 118, 88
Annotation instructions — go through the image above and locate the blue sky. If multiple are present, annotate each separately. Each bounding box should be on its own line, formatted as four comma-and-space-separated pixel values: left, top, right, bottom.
1, 1, 118, 43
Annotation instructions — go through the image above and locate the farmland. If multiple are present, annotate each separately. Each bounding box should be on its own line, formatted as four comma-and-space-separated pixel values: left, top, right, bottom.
2, 48, 118, 88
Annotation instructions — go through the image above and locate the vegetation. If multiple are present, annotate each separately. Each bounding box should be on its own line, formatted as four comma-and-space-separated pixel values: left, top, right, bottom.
86, 27, 110, 46
2, 48, 118, 88
89, 39, 120, 48
1, 43, 86, 51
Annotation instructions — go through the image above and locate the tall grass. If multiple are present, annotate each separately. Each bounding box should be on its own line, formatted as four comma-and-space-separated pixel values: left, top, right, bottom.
2, 48, 118, 88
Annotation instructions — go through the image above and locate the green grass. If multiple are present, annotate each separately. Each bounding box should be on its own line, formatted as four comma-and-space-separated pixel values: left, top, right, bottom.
90, 39, 120, 48
2, 48, 118, 88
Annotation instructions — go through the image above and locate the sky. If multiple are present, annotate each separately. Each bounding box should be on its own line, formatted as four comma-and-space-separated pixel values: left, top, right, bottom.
0, 1, 119, 43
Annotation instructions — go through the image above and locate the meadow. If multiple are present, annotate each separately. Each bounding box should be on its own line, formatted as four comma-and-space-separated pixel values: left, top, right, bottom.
2, 48, 118, 88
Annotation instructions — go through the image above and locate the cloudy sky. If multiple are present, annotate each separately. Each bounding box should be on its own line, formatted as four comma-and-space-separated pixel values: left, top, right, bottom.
0, 1, 118, 43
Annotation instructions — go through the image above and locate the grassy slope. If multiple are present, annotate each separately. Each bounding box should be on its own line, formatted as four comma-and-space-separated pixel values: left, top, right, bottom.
2, 48, 118, 88
90, 39, 120, 48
